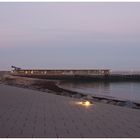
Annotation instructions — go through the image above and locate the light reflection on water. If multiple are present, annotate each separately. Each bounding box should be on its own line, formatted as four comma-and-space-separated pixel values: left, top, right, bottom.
59, 81, 140, 103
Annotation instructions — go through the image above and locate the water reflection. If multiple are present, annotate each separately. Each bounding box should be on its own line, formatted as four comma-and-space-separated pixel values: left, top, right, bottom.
59, 81, 140, 103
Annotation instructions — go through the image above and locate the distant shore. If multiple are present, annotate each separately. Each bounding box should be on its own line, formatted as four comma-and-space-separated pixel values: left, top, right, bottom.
0, 74, 140, 110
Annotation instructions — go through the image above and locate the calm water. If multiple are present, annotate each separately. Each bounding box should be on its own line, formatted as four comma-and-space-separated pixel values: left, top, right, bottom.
59, 81, 140, 103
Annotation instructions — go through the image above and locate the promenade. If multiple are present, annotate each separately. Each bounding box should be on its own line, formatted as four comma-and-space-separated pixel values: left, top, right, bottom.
0, 84, 140, 138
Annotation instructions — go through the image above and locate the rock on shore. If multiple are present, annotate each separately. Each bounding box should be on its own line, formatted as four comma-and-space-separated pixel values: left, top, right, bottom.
1, 74, 140, 110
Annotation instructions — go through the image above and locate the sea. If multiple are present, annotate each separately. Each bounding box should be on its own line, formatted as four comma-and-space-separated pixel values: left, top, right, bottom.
59, 81, 140, 103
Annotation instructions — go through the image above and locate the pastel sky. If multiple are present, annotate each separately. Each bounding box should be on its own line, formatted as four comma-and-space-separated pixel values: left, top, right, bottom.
0, 2, 140, 70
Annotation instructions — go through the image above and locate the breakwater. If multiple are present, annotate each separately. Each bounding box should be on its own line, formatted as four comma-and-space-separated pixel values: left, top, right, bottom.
10, 69, 140, 81
11, 73, 140, 81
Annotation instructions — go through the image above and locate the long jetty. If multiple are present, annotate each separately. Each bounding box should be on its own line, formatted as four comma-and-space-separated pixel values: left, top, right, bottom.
10, 68, 140, 81
108, 71, 140, 81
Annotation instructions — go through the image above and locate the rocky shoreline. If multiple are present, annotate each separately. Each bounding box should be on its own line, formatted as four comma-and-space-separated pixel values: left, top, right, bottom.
1, 74, 140, 110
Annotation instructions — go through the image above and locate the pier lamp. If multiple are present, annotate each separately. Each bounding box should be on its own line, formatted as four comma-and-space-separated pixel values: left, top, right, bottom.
11, 70, 14, 73
31, 71, 34, 74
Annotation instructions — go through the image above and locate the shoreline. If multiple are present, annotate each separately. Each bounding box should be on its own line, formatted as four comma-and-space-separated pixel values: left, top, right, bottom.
1, 74, 140, 110
1, 81, 140, 138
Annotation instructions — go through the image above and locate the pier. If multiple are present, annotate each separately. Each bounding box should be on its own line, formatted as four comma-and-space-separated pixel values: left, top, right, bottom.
10, 67, 140, 81
11, 68, 110, 80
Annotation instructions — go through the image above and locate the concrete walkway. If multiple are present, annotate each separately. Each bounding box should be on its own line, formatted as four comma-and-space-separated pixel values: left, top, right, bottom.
0, 84, 140, 138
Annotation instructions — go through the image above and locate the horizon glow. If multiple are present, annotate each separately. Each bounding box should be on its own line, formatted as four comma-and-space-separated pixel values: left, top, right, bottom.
0, 3, 140, 70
